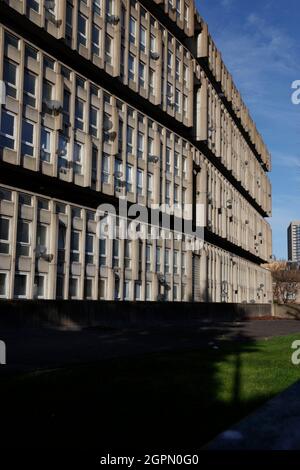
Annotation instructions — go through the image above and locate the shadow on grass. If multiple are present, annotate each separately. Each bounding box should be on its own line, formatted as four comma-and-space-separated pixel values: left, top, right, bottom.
0, 322, 285, 452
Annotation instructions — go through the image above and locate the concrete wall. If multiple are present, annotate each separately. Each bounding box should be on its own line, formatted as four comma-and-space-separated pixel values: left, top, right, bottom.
0, 300, 273, 330
273, 303, 300, 320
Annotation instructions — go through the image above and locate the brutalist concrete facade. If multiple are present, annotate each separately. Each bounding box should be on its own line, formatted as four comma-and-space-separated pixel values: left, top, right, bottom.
0, 0, 272, 303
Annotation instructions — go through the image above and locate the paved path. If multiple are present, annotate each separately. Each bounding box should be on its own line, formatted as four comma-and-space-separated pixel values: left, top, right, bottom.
206, 379, 300, 450
1, 319, 300, 373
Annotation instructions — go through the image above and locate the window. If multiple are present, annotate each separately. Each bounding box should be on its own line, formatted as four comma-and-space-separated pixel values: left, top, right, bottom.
127, 125, 134, 155
105, 34, 113, 64
140, 26, 146, 52
114, 159, 123, 187
167, 82, 173, 106
183, 64, 189, 85
0, 217, 10, 254
92, 25, 101, 56
14, 273, 28, 298
175, 58, 180, 80
17, 220, 30, 256
181, 252, 186, 275
146, 282, 151, 301
0, 273, 7, 298
156, 246, 161, 272
58, 134, 69, 170
175, 89, 180, 113
23, 70, 37, 107
183, 95, 188, 119
147, 173, 153, 200
184, 3, 189, 26
113, 239, 119, 267
137, 132, 144, 159
128, 54, 135, 81
0, 188, 12, 202
84, 278, 93, 299
124, 240, 132, 268
93, 0, 101, 15
166, 182, 171, 205
99, 279, 106, 299
43, 55, 54, 70
173, 284, 179, 301
78, 13, 87, 47
99, 238, 107, 266
3, 59, 17, 99
150, 34, 156, 53
69, 277, 79, 299
102, 154, 110, 184
74, 142, 83, 175
72, 208, 82, 220
106, 0, 114, 16
126, 164, 133, 193
137, 169, 143, 196
0, 111, 16, 150
167, 50, 173, 73
66, 2, 73, 44
43, 80, 53, 102
71, 230, 81, 262
135, 282, 142, 301
85, 233, 95, 264
174, 250, 179, 274
174, 152, 180, 176
166, 147, 171, 173
19, 193, 32, 206
21, 120, 35, 157
91, 145, 98, 184
55, 203, 67, 214
4, 32, 19, 54
182, 156, 187, 179
41, 127, 52, 162
129, 17, 136, 44
165, 248, 170, 274
176, 0, 181, 15
38, 198, 49, 210
75, 99, 84, 130
90, 106, 98, 137
174, 184, 179, 204
139, 62, 145, 88
146, 244, 151, 272
124, 281, 131, 301
63, 89, 71, 116
149, 69, 155, 95
36, 224, 48, 250
34, 275, 45, 299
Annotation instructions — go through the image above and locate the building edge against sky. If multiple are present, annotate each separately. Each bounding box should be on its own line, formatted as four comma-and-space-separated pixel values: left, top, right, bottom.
0, 0, 272, 303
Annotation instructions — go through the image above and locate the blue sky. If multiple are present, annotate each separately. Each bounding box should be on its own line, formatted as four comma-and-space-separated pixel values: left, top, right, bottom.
196, 0, 300, 259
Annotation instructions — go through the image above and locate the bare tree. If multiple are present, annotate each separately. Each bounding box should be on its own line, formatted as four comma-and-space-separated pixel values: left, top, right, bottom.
265, 261, 300, 304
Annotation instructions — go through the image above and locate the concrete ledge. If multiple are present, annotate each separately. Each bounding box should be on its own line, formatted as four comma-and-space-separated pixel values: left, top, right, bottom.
0, 300, 272, 330
206, 380, 300, 450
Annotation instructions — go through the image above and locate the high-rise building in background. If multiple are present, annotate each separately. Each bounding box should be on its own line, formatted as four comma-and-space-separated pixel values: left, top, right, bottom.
288, 222, 300, 262
0, 0, 272, 302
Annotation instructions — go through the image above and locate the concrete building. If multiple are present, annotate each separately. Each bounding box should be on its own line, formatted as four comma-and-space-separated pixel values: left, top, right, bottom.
0, 0, 272, 303
288, 222, 300, 262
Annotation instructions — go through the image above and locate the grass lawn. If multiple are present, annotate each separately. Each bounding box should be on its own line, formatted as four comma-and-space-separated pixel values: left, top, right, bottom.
1, 333, 300, 450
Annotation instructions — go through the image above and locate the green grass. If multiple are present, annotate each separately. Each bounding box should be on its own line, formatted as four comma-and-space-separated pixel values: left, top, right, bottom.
2, 334, 300, 450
